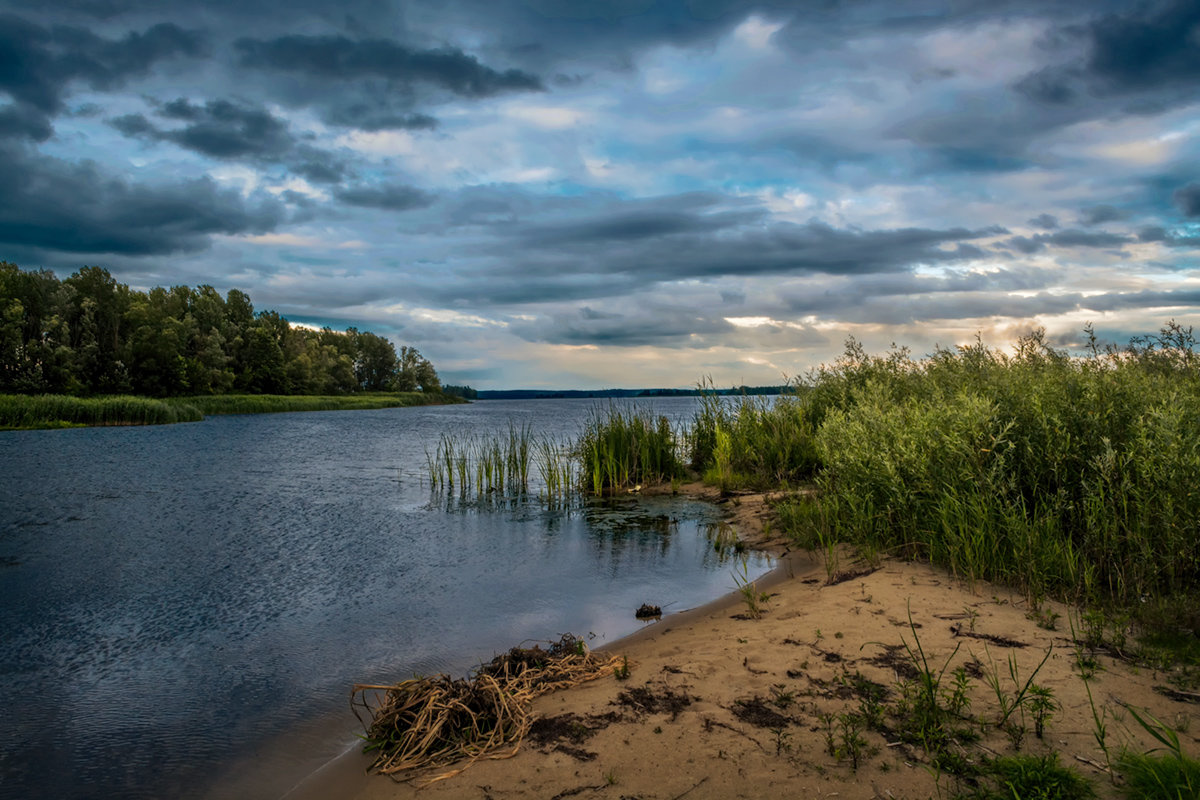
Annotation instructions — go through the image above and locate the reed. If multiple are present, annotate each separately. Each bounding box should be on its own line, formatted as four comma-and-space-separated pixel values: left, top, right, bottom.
174, 391, 453, 416
0, 393, 202, 429
687, 384, 818, 491
576, 405, 683, 496
425, 424, 575, 503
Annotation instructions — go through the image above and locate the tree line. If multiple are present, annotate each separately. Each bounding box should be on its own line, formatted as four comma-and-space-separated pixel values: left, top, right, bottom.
0, 262, 442, 397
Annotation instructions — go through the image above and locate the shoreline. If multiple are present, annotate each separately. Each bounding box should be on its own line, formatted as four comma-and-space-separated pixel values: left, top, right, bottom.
282, 544, 813, 800
281, 485, 1198, 800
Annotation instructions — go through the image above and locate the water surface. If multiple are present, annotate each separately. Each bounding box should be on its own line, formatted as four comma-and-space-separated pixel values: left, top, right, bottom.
0, 399, 770, 799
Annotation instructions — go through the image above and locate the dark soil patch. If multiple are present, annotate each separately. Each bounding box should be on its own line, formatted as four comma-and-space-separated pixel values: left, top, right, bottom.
528, 711, 621, 756
801, 578, 821, 585
615, 684, 693, 719
553, 744, 597, 762
866, 644, 921, 681
950, 625, 1028, 648
1154, 685, 1200, 704
805, 675, 856, 700
731, 697, 794, 728
528, 714, 596, 746
826, 566, 879, 586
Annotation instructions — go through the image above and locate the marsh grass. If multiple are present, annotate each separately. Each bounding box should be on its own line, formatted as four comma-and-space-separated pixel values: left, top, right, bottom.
175, 391, 451, 416
577, 405, 682, 496
0, 393, 202, 428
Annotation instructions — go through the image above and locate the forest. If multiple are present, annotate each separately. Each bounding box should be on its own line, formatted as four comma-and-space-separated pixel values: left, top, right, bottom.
0, 261, 441, 398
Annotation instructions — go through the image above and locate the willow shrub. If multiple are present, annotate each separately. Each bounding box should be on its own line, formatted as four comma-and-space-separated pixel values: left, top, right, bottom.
577, 405, 682, 495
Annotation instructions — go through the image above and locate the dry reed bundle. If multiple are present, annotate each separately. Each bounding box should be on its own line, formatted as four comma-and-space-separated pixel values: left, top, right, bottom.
351, 634, 623, 784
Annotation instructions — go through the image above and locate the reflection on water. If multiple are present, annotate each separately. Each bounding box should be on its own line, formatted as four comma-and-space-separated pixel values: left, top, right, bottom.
0, 399, 771, 800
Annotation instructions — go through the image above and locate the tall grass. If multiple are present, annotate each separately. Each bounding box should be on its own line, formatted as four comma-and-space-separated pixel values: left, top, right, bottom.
0, 393, 203, 428
576, 405, 682, 496
691, 322, 1200, 610
688, 384, 818, 491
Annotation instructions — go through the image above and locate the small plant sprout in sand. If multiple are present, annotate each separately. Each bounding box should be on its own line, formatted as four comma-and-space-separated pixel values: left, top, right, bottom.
733, 556, 769, 619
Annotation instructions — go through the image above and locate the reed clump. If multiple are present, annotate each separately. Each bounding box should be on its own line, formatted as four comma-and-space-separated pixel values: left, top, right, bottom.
425, 424, 576, 502
350, 634, 621, 784
0, 393, 202, 428
577, 405, 683, 495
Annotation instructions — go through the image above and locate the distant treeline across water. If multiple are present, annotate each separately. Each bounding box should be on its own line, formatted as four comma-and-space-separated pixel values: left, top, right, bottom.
0, 261, 442, 398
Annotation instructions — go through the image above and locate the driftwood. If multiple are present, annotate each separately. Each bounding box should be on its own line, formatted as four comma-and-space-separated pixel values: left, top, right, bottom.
351, 634, 623, 785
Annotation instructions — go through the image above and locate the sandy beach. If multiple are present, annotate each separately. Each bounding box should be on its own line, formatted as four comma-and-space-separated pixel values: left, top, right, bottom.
289, 487, 1199, 800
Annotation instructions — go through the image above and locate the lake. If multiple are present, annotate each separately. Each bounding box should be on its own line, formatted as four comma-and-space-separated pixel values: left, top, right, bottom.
0, 398, 772, 799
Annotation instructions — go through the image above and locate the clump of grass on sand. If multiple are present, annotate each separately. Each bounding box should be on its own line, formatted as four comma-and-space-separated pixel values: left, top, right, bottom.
351, 634, 623, 785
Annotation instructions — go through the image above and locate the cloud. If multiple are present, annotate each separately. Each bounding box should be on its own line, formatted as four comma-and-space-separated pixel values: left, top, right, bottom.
1028, 213, 1059, 229
1078, 204, 1126, 225
333, 182, 434, 210
111, 98, 349, 182
510, 305, 735, 348
0, 14, 203, 113
1174, 183, 1200, 218
0, 104, 53, 141
1086, 0, 1200, 91
0, 144, 284, 255
234, 34, 544, 96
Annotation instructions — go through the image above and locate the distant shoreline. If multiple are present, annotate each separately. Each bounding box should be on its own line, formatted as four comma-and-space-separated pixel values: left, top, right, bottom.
0, 391, 465, 431
476, 385, 793, 400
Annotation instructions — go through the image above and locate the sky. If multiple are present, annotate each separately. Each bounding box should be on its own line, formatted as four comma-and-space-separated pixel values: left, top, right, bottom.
1, 0, 1199, 389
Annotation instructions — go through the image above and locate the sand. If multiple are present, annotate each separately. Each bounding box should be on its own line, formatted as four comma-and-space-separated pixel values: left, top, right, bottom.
290, 486, 1199, 800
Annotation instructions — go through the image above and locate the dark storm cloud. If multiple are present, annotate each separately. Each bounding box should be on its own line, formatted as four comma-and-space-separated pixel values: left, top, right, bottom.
0, 144, 283, 255
112, 98, 349, 182
1086, 0, 1200, 91
780, 266, 1061, 319
234, 35, 545, 97
510, 305, 734, 348
1028, 214, 1059, 230
123, 99, 291, 158
504, 214, 1005, 285
1004, 229, 1132, 253
517, 207, 766, 246
333, 183, 434, 211
1018, 0, 1200, 115
1079, 205, 1126, 226
1173, 183, 1200, 218
0, 104, 53, 140
0, 14, 203, 113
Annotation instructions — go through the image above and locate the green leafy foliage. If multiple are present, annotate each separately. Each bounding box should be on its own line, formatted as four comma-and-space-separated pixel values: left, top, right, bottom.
0, 261, 443, 401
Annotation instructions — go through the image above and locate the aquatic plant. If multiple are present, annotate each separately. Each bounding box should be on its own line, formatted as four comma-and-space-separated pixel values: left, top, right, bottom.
576, 404, 682, 496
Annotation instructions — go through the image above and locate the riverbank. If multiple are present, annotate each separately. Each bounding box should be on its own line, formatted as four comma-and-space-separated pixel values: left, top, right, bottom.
0, 391, 465, 429
285, 486, 1200, 800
